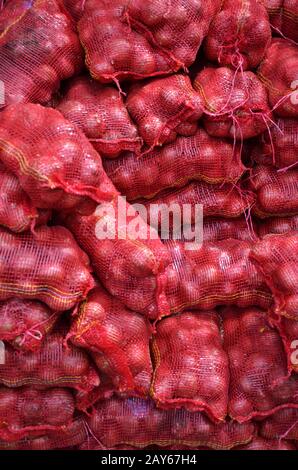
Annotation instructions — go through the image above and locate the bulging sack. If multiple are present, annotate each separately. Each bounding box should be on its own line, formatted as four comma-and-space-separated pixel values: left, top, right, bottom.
260, 408, 298, 442
0, 225, 94, 311
0, 0, 83, 106
56, 76, 141, 158
151, 311, 229, 421
0, 103, 117, 210
203, 217, 254, 242
257, 215, 298, 237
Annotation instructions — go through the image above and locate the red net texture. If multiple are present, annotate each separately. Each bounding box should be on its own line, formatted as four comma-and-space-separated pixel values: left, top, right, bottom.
203, 217, 255, 242
260, 408, 298, 442
104, 129, 245, 201
0, 0, 32, 34
251, 232, 298, 320
56, 76, 142, 158
151, 311, 229, 421
78, 0, 178, 84
194, 67, 272, 140
87, 397, 255, 449
205, 0, 271, 70
126, 74, 203, 149
63, 200, 170, 319
223, 306, 298, 423
234, 436, 296, 450
0, 387, 75, 441
0, 225, 94, 311
164, 240, 272, 315
257, 38, 298, 118
0, 103, 117, 210
125, 0, 222, 68
262, 0, 298, 43
0, 298, 59, 352
0, 0, 83, 106
68, 285, 153, 398
257, 215, 298, 237
0, 329, 100, 391
249, 165, 298, 218
62, 0, 85, 21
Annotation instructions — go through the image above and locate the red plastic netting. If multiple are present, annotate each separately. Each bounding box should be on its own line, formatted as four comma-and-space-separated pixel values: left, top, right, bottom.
257, 38, 298, 118
104, 129, 245, 201
56, 76, 141, 158
0, 103, 117, 210
0, 225, 94, 311
194, 67, 272, 140
0, 0, 83, 106
125, 0, 222, 68
251, 232, 298, 320
0, 387, 75, 442
260, 408, 298, 442
262, 0, 298, 43
203, 217, 255, 242
126, 74, 202, 148
68, 285, 153, 397
164, 240, 272, 315
62, 0, 85, 21
78, 0, 178, 85
0, 329, 100, 391
63, 199, 170, 319
257, 215, 298, 237
222, 306, 298, 422
0, 0, 32, 34
249, 165, 298, 218
151, 311, 229, 421
234, 436, 296, 450
87, 397, 255, 449
0, 298, 59, 352
205, 0, 271, 70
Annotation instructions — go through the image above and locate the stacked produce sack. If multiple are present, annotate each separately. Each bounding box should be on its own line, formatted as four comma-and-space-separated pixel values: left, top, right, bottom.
0, 0, 297, 451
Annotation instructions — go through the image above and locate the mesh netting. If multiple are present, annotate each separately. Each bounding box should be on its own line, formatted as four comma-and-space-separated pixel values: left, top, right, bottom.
56, 75, 141, 158
257, 215, 298, 237
194, 67, 272, 140
63, 200, 171, 319
251, 232, 298, 320
260, 408, 298, 442
203, 217, 255, 242
0, 0, 32, 34
0, 103, 117, 210
0, 387, 75, 442
205, 0, 271, 70
0, 225, 94, 311
62, 0, 85, 21
0, 298, 59, 352
222, 306, 298, 422
151, 311, 229, 421
257, 38, 298, 118
164, 240, 272, 315
0, 0, 83, 106
262, 0, 298, 43
104, 129, 245, 201
78, 0, 178, 84
68, 285, 153, 397
250, 165, 298, 218
0, 329, 100, 391
126, 74, 202, 148
87, 397, 255, 449
234, 436, 296, 450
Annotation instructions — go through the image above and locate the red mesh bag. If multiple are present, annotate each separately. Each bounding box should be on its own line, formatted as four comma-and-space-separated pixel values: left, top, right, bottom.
223, 306, 298, 422
0, 0, 83, 106
165, 240, 272, 315
126, 75, 203, 148
0, 225, 94, 311
125, 0, 222, 68
251, 232, 298, 319
258, 215, 298, 237
151, 311, 229, 421
273, 317, 298, 373
78, 0, 178, 85
203, 217, 255, 242
62, 0, 85, 21
0, 103, 117, 210
88, 397, 255, 449
0, 329, 100, 391
0, 387, 75, 442
205, 0, 271, 70
257, 39, 298, 118
104, 129, 245, 201
253, 118, 298, 170
261, 0, 283, 30
0, 0, 32, 34
234, 436, 296, 450
250, 165, 298, 218
0, 298, 59, 352
260, 408, 298, 442
68, 286, 153, 397
56, 76, 141, 158
262, 0, 298, 42
0, 416, 88, 450
194, 67, 272, 140
63, 200, 170, 319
